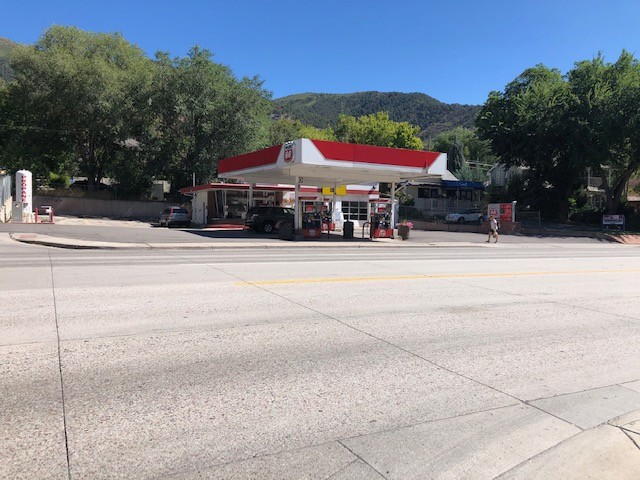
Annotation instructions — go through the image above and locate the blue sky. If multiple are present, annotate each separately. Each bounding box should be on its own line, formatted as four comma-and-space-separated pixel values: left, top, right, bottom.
2, 0, 639, 105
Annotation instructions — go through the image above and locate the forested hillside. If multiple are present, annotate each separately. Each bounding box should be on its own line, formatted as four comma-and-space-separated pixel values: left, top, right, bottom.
0, 37, 18, 82
273, 91, 480, 139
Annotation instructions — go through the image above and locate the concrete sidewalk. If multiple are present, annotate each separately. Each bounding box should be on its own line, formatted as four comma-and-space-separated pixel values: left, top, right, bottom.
498, 409, 640, 479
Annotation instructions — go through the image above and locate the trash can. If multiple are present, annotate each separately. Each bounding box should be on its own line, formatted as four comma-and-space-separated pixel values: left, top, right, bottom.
343, 221, 354, 239
278, 221, 294, 240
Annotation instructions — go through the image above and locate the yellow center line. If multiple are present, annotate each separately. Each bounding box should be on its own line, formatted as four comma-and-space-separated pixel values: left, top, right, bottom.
238, 268, 640, 286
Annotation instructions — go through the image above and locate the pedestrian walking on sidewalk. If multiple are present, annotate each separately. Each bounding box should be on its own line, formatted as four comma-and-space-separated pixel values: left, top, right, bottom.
487, 215, 499, 243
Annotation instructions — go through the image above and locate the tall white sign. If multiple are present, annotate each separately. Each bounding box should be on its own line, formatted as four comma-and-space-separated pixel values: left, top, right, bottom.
16, 170, 33, 222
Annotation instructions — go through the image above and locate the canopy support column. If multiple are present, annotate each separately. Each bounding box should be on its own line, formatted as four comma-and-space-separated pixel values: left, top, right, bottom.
390, 181, 396, 239
294, 176, 301, 238
248, 183, 254, 210
332, 182, 337, 229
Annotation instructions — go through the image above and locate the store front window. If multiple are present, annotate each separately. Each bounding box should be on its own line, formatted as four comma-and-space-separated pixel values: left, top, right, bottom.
342, 201, 368, 221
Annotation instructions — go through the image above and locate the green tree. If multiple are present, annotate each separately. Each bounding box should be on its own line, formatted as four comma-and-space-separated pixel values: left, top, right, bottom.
477, 65, 581, 220
479, 53, 640, 219
432, 127, 494, 172
334, 111, 424, 150
151, 47, 271, 193
453, 162, 487, 183
568, 51, 640, 213
299, 123, 336, 142
268, 117, 335, 145
1, 26, 156, 189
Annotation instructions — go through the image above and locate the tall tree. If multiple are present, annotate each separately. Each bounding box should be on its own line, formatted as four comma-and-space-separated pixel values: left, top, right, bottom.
477, 65, 581, 220
334, 111, 424, 150
479, 53, 640, 218
2, 26, 155, 188
568, 51, 640, 213
151, 47, 271, 193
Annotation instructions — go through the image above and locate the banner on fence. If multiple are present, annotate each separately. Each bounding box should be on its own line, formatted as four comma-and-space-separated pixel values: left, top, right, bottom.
487, 202, 516, 223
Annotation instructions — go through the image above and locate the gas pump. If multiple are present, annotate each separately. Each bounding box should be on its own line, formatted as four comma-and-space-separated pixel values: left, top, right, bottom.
370, 200, 393, 238
301, 200, 334, 238
302, 201, 322, 238
320, 202, 335, 233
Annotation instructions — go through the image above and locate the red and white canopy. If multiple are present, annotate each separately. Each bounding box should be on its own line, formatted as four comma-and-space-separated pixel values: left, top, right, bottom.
218, 138, 447, 186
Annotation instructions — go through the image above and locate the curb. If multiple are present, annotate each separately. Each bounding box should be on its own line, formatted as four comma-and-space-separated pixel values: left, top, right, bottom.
7, 232, 636, 250
9, 233, 486, 250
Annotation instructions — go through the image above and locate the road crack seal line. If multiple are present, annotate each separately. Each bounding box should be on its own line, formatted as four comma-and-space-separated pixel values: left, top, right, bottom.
619, 382, 640, 395
620, 428, 640, 451
47, 249, 72, 480
336, 441, 389, 480
526, 381, 640, 404
322, 459, 359, 480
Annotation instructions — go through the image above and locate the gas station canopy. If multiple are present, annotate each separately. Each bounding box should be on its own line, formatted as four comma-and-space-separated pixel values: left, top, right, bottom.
218, 138, 447, 186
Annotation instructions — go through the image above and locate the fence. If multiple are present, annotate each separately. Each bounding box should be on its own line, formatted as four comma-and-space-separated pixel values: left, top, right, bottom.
409, 199, 478, 218
399, 202, 480, 222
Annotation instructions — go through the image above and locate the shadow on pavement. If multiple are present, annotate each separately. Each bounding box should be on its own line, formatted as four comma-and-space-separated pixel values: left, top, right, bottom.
181, 228, 375, 243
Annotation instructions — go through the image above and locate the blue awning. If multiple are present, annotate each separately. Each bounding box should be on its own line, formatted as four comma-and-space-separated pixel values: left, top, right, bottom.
441, 180, 484, 190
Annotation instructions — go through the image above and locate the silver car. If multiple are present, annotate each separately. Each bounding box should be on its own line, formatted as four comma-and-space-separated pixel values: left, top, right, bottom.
159, 207, 191, 227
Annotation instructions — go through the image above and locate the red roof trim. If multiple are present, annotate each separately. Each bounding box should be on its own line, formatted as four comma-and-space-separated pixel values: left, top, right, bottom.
311, 139, 440, 169
180, 183, 288, 194
218, 144, 282, 174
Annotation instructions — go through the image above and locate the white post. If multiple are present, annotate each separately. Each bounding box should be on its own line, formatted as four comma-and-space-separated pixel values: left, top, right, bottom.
390, 182, 396, 238
332, 183, 337, 227
294, 176, 301, 236
248, 183, 254, 209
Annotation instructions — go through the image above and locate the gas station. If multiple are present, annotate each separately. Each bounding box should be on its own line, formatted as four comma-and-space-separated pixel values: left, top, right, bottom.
186, 138, 448, 239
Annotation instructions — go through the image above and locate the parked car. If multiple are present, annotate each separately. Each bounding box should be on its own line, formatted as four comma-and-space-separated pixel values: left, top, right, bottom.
159, 206, 191, 227
245, 206, 294, 233
445, 209, 485, 224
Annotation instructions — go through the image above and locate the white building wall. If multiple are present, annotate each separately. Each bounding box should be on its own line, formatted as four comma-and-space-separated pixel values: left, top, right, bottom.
0, 194, 12, 223
190, 191, 208, 225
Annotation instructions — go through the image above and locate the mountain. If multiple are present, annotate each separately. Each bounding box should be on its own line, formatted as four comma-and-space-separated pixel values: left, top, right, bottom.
273, 91, 481, 139
0, 36, 19, 82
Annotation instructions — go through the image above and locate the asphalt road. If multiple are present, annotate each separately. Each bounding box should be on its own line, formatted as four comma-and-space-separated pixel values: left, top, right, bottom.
2, 234, 640, 479
0, 216, 608, 245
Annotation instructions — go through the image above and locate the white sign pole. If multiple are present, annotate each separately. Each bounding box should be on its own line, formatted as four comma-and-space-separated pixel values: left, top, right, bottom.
390, 182, 396, 238
294, 176, 301, 235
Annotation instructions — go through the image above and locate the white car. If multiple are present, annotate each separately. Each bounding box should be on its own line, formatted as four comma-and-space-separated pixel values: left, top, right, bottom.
445, 209, 485, 224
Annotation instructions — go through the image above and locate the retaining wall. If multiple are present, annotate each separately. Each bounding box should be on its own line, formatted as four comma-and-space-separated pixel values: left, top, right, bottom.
412, 220, 521, 235
33, 195, 173, 219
